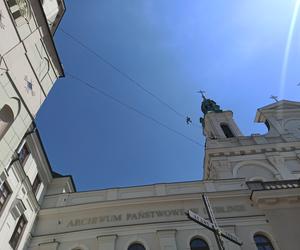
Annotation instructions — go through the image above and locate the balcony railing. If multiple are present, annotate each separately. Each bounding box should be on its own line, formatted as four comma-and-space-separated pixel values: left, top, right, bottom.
246, 179, 300, 191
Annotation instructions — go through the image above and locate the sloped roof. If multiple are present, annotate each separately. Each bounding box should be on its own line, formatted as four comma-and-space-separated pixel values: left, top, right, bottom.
255, 100, 300, 122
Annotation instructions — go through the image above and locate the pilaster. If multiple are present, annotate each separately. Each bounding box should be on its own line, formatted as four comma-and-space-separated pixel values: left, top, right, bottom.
97, 234, 117, 250
157, 229, 178, 250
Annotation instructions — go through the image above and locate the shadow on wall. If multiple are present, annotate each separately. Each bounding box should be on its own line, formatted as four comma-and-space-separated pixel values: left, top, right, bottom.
0, 104, 14, 140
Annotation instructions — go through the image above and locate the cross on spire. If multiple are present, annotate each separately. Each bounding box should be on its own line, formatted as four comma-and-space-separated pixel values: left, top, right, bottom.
270, 95, 279, 102
197, 90, 206, 99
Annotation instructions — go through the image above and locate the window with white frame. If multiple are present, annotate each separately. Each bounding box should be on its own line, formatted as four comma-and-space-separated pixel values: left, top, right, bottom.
9, 214, 27, 249
0, 180, 12, 214
6, 0, 31, 26
32, 174, 41, 195
254, 234, 274, 250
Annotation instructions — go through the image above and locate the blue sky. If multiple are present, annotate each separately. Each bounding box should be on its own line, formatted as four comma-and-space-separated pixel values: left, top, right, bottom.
36, 0, 300, 191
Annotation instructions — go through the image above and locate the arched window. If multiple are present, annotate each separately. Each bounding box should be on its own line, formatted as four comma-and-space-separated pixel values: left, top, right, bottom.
265, 120, 270, 131
128, 243, 146, 250
220, 123, 234, 138
254, 234, 274, 250
0, 105, 14, 140
190, 238, 209, 250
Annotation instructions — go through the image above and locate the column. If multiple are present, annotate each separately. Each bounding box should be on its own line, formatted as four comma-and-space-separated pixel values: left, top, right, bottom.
157, 230, 178, 250
97, 234, 117, 250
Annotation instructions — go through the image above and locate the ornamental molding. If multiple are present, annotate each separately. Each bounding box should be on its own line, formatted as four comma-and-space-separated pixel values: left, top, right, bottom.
232, 160, 277, 177
265, 153, 285, 168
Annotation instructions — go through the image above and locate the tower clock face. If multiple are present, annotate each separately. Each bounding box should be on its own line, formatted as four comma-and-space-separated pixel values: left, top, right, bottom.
16, 0, 31, 20
284, 119, 300, 138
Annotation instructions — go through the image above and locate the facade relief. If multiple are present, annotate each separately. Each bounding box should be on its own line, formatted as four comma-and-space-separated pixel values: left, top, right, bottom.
58, 202, 248, 232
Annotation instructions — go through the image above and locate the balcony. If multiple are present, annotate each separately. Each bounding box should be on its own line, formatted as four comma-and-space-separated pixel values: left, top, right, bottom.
246, 179, 300, 191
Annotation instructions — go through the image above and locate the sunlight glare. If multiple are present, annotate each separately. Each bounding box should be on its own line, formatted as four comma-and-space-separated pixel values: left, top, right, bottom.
280, 0, 300, 98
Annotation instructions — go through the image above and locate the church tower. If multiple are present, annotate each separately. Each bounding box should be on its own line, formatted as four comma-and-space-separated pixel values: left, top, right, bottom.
200, 93, 243, 139
201, 97, 300, 182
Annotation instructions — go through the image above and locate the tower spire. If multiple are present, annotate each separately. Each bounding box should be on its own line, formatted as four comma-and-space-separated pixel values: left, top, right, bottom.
198, 92, 242, 139
197, 91, 223, 115
197, 90, 207, 100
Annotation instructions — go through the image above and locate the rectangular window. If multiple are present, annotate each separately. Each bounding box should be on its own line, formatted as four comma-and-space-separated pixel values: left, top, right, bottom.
9, 214, 27, 250
7, 0, 17, 8
6, 0, 21, 19
6, 0, 31, 26
0, 181, 12, 213
19, 143, 30, 166
32, 174, 41, 195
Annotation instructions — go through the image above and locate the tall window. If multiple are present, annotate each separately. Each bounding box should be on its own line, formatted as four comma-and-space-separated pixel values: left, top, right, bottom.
32, 174, 41, 195
265, 120, 270, 131
254, 234, 274, 250
6, 0, 31, 25
0, 181, 12, 213
128, 243, 146, 250
19, 143, 30, 166
220, 123, 234, 138
9, 214, 27, 249
190, 238, 210, 250
0, 105, 14, 140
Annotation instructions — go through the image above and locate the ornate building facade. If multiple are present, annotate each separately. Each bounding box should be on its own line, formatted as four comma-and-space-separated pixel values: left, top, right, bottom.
0, 2, 299, 249
0, 0, 65, 173
24, 99, 300, 250
0, 0, 65, 249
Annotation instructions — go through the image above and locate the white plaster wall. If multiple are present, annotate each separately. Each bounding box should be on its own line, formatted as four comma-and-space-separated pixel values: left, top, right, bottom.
0, 0, 63, 175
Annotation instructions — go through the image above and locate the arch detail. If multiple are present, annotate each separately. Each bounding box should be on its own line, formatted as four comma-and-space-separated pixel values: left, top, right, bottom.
124, 238, 149, 250
251, 230, 279, 250
233, 160, 278, 178
187, 234, 212, 250
283, 118, 300, 127
69, 244, 89, 250
128, 242, 146, 250
7, 97, 21, 119
0, 104, 14, 140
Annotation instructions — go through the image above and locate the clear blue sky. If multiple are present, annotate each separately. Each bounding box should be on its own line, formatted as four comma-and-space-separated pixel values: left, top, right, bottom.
36, 0, 300, 191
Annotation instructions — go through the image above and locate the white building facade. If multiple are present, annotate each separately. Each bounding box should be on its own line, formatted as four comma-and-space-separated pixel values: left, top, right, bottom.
24, 99, 300, 250
0, 3, 299, 248
0, 0, 65, 173
0, 0, 65, 249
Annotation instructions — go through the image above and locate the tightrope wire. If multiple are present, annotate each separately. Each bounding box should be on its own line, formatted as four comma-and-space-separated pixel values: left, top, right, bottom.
66, 72, 203, 147
60, 28, 187, 119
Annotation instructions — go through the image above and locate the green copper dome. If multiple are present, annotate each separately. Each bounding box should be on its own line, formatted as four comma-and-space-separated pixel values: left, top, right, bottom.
200, 93, 223, 115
